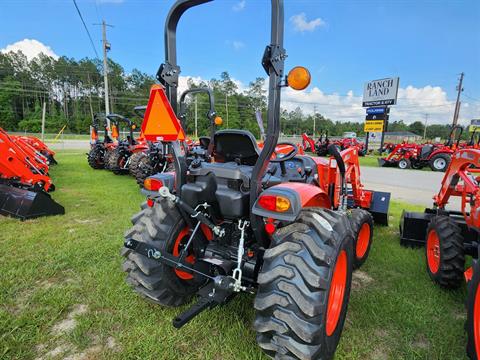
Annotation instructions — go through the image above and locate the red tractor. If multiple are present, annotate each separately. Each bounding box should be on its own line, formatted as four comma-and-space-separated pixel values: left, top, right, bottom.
400, 148, 480, 359
121, 1, 390, 359
87, 113, 115, 169
378, 125, 463, 171
0, 128, 64, 219
302, 130, 330, 156
332, 132, 366, 156
16, 135, 57, 165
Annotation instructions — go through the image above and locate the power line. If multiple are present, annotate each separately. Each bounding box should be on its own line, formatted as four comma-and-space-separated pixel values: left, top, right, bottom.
72, 0, 100, 59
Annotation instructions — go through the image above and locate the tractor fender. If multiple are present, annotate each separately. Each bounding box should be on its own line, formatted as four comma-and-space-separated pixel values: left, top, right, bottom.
252, 183, 331, 222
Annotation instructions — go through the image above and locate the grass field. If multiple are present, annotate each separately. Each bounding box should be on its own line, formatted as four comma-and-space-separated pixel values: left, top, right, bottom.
0, 151, 470, 359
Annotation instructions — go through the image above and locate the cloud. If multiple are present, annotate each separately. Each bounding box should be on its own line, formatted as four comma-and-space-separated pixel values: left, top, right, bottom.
177, 73, 480, 126
282, 84, 480, 125
233, 0, 246, 11
232, 41, 245, 50
1, 39, 58, 61
290, 13, 326, 33
225, 40, 245, 51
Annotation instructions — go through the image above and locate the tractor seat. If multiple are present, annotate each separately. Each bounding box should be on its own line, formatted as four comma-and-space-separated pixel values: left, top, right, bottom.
420, 144, 433, 158
199, 136, 210, 149
213, 130, 260, 166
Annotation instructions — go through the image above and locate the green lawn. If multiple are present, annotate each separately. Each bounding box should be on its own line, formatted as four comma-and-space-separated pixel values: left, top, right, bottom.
0, 152, 470, 359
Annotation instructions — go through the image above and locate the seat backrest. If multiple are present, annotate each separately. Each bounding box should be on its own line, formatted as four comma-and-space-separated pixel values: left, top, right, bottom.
213, 130, 259, 166
420, 144, 433, 158
198, 136, 210, 149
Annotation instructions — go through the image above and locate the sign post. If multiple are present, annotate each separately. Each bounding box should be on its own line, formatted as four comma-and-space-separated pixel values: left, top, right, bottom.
362, 77, 399, 153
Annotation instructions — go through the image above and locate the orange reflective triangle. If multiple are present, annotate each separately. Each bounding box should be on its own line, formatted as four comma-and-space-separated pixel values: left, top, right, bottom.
142, 88, 182, 142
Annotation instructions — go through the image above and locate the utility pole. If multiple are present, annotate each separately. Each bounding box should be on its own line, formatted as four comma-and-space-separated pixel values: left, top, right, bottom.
41, 102, 46, 142
95, 20, 113, 133
452, 72, 464, 126
194, 97, 198, 139
313, 105, 317, 137
423, 113, 428, 139
225, 94, 229, 128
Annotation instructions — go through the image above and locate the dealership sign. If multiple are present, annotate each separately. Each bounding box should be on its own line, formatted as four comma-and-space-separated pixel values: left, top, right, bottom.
362, 77, 399, 107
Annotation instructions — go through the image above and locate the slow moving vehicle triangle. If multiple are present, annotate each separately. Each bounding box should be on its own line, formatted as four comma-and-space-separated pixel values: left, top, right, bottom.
142, 87, 182, 142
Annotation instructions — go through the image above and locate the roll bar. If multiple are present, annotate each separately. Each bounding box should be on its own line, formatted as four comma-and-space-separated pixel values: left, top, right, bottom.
160, 0, 286, 245
178, 88, 217, 154
133, 106, 147, 119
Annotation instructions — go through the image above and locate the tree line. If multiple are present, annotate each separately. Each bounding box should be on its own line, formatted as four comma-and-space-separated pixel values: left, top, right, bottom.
0, 50, 456, 140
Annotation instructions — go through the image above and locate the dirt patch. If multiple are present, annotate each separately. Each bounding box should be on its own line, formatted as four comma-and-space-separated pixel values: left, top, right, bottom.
369, 347, 389, 360
352, 270, 374, 290
412, 334, 430, 350
35, 343, 74, 360
51, 304, 88, 335
73, 219, 100, 224
63, 345, 102, 360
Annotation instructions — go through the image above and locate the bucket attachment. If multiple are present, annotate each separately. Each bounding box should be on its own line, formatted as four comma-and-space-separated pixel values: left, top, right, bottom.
0, 184, 65, 220
399, 210, 432, 247
368, 191, 391, 226
377, 158, 387, 167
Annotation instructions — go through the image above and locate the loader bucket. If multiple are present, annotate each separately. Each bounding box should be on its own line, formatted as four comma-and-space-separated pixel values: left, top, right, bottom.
0, 184, 64, 220
368, 191, 391, 226
377, 158, 387, 167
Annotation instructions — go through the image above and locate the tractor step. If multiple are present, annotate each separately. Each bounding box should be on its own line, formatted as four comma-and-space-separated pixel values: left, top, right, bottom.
0, 184, 64, 220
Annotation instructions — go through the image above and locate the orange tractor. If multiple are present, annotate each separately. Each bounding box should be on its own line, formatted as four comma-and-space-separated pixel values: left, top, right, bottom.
121, 1, 390, 359
0, 128, 63, 219
400, 148, 480, 359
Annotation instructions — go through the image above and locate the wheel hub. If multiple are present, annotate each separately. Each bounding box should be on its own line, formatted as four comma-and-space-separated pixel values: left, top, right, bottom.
434, 158, 446, 170
426, 230, 440, 274
326, 250, 348, 336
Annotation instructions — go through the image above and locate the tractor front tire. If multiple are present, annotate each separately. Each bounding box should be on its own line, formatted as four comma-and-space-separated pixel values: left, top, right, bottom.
128, 151, 145, 177
254, 209, 353, 360
121, 200, 201, 306
350, 209, 373, 269
429, 153, 451, 172
87, 145, 105, 169
466, 260, 480, 360
398, 158, 411, 169
425, 216, 465, 288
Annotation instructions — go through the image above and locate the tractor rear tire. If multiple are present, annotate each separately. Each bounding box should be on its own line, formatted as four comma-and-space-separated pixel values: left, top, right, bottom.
128, 151, 145, 177
87, 145, 105, 169
107, 150, 128, 175
429, 153, 451, 172
254, 208, 353, 360
103, 149, 115, 170
121, 200, 201, 306
350, 209, 373, 269
398, 158, 411, 169
425, 216, 465, 288
134, 155, 155, 187
466, 260, 480, 360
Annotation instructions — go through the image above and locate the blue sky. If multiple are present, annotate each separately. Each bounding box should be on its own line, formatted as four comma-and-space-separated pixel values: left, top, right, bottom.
1, 0, 479, 123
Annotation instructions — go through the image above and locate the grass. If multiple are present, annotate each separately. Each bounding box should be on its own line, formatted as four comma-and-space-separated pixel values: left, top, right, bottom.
0, 152, 470, 359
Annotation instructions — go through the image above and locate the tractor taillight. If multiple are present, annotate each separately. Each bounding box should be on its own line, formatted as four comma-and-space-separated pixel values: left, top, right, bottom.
144, 178, 163, 191
147, 198, 155, 208
258, 195, 290, 212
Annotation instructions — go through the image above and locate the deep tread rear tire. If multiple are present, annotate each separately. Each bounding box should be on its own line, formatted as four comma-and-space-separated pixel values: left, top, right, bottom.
254, 209, 354, 360
87, 145, 105, 169
128, 151, 146, 176
107, 149, 128, 175
425, 216, 465, 288
121, 200, 200, 306
466, 260, 480, 360
103, 149, 115, 170
349, 209, 373, 269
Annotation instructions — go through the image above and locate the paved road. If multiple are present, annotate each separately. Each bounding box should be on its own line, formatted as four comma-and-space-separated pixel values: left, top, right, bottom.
50, 142, 452, 208
46, 140, 90, 150
360, 166, 459, 209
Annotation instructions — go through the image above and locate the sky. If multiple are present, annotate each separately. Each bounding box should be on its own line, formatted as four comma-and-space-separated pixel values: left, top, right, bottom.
1, 0, 479, 125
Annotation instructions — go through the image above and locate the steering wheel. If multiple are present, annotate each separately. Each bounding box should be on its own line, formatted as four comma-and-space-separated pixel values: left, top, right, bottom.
270, 142, 298, 162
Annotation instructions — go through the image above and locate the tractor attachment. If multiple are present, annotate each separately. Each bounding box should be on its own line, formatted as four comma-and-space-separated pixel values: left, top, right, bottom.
0, 184, 64, 220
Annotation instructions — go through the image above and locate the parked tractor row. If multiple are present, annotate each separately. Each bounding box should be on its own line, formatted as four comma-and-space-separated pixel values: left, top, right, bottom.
0, 128, 64, 220
302, 131, 367, 157
379, 125, 480, 172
